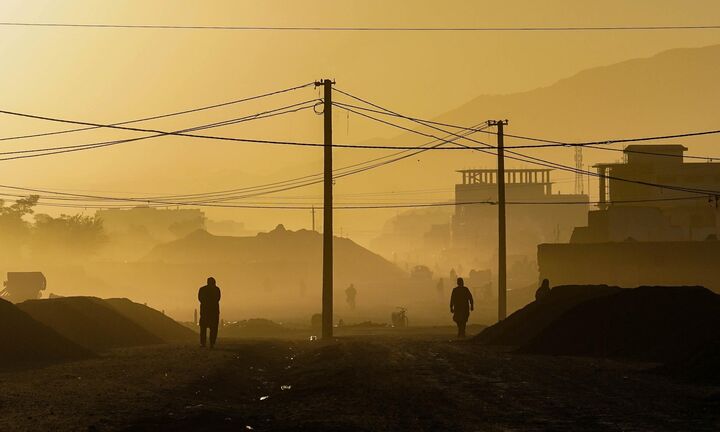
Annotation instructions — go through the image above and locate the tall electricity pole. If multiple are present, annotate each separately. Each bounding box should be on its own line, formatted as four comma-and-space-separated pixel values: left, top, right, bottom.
489, 119, 509, 321
311, 205, 316, 232
316, 79, 335, 339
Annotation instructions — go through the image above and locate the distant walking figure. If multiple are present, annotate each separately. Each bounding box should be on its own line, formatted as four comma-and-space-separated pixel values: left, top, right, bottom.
535, 278, 551, 302
198, 277, 221, 348
345, 283, 357, 310
450, 277, 474, 338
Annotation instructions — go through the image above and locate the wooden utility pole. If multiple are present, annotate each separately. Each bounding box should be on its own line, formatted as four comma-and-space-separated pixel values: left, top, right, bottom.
317, 79, 334, 339
311, 205, 316, 232
489, 120, 509, 321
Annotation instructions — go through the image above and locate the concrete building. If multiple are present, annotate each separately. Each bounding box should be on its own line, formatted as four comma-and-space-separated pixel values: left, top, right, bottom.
452, 168, 588, 257
539, 144, 720, 291
572, 145, 720, 242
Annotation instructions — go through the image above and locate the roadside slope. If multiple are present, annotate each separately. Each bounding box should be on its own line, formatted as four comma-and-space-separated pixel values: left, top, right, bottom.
0, 298, 92, 367
18, 297, 163, 351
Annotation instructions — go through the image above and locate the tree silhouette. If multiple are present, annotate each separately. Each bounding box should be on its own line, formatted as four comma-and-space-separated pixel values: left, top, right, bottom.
32, 213, 107, 259
0, 195, 39, 260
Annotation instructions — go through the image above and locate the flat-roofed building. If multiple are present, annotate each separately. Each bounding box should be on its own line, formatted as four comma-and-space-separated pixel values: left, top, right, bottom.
572, 144, 720, 242
540, 145, 720, 291
452, 168, 588, 258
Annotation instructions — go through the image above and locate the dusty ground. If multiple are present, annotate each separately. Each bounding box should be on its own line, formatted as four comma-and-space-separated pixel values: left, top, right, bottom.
1, 328, 718, 431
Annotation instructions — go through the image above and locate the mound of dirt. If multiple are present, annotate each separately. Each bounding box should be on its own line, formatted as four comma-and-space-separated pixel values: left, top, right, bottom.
474, 285, 621, 346
18, 297, 163, 351
662, 337, 720, 384
522, 286, 720, 363
103, 298, 196, 342
0, 298, 92, 367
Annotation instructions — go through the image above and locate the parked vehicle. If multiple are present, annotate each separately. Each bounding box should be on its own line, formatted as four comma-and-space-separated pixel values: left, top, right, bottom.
0, 272, 46, 303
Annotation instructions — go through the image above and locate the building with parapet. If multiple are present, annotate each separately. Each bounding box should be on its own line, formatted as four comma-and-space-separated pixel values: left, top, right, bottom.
452, 168, 588, 259
573, 145, 720, 242
539, 145, 720, 291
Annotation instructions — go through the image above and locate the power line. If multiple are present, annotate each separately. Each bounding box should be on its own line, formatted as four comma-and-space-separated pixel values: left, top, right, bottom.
2, 192, 709, 212
335, 88, 720, 196
4, 140, 716, 209
0, 82, 314, 142
0, 101, 321, 161
0, 106, 500, 156
334, 103, 496, 155
332, 97, 720, 156
19, 94, 708, 205
109, 123, 487, 202
334, 92, 618, 195
0, 189, 454, 206
196, 119, 491, 201
333, 102, 486, 144
0, 120, 487, 209
0, 121, 492, 206
146, 124, 483, 202
0, 100, 318, 156
335, 102, 720, 164
13, 96, 719, 159
331, 100, 490, 133
1, 22, 719, 32
575, 129, 720, 146
335, 87, 720, 195
331, 97, 562, 145
7, 86, 720, 207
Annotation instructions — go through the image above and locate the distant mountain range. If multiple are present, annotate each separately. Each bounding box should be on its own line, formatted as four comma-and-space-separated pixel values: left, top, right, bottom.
349, 44, 720, 254
357, 44, 720, 195
435, 44, 720, 143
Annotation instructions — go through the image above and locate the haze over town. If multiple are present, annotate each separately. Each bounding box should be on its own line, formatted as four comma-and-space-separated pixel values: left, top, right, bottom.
2, 2, 720, 431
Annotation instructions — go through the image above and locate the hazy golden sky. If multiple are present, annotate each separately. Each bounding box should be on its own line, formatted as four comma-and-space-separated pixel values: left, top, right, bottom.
1, 0, 719, 239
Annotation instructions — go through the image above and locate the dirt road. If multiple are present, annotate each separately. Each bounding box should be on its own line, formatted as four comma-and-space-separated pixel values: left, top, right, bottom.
1, 331, 718, 431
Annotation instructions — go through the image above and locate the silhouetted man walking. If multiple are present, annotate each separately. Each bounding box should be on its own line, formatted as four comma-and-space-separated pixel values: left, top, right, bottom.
450, 277, 474, 338
345, 283, 357, 310
198, 277, 221, 348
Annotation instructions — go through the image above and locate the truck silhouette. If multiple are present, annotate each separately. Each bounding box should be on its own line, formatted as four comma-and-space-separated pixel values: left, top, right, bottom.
0, 272, 46, 303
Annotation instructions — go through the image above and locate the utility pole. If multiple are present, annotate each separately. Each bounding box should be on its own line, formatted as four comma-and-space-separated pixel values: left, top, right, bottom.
316, 79, 335, 339
489, 119, 509, 321
311, 205, 316, 232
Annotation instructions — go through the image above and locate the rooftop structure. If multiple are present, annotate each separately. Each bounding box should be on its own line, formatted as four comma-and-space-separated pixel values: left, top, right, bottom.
593, 144, 717, 209
571, 145, 720, 243
458, 168, 553, 194
452, 168, 588, 258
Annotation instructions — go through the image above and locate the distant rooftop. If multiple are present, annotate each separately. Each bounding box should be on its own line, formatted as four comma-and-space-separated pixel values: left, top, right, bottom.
457, 168, 553, 185
595, 144, 691, 167
456, 168, 553, 173
623, 144, 688, 152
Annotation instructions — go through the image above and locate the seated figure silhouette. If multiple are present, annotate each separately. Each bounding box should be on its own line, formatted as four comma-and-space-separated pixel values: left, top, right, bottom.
198, 277, 221, 348
535, 278, 551, 302
450, 277, 474, 338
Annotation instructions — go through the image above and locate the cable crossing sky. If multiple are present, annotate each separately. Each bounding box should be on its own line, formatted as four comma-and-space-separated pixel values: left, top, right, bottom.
1, 82, 720, 210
